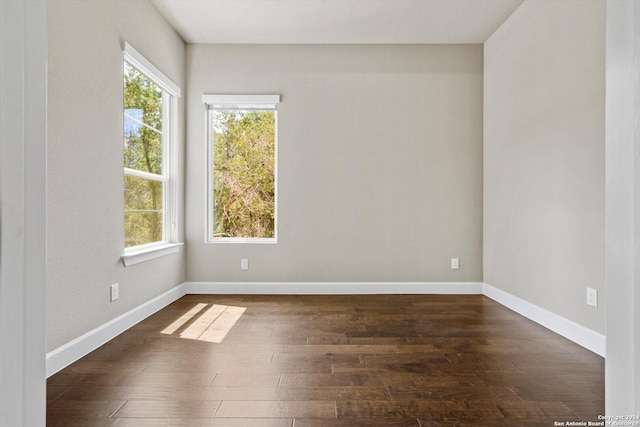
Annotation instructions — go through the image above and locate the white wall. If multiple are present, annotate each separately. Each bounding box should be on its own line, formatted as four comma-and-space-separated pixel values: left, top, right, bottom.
186, 44, 483, 284
604, 0, 640, 414
0, 1, 47, 424
484, 0, 605, 333
47, 0, 186, 352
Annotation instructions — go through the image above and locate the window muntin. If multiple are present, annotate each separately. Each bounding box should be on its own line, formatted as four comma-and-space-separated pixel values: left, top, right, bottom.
204, 95, 279, 243
123, 44, 179, 251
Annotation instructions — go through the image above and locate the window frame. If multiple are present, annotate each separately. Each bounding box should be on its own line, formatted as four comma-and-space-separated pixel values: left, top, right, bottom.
203, 94, 280, 244
122, 42, 181, 262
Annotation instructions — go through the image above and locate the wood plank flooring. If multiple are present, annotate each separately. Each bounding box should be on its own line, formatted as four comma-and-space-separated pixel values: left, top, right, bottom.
46, 295, 604, 426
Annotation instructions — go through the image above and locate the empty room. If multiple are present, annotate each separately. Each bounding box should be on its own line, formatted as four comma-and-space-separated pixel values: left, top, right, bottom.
1, 0, 639, 425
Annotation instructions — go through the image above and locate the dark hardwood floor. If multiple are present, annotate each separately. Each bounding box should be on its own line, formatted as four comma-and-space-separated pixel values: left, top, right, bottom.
47, 295, 604, 426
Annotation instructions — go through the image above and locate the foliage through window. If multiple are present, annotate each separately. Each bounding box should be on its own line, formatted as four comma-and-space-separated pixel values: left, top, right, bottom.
206, 98, 278, 242
123, 48, 178, 250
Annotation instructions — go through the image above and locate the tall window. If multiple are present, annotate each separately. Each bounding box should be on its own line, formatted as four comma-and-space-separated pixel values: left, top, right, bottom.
204, 95, 279, 243
123, 43, 180, 251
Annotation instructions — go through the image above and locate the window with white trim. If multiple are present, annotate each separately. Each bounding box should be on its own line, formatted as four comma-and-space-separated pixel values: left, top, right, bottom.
123, 43, 180, 251
204, 95, 279, 243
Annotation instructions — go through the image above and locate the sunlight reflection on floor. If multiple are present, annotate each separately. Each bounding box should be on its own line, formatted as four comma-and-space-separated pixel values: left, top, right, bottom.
161, 303, 246, 343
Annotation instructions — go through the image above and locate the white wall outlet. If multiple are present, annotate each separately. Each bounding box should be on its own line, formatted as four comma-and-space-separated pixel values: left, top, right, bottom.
586, 287, 598, 307
110, 283, 119, 302
240, 259, 249, 270
451, 258, 460, 270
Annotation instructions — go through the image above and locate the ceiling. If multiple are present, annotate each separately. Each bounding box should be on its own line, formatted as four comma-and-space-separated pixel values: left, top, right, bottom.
150, 0, 524, 45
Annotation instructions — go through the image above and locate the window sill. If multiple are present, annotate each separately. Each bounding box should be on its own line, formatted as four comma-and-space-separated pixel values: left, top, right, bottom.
208, 238, 277, 244
122, 242, 183, 267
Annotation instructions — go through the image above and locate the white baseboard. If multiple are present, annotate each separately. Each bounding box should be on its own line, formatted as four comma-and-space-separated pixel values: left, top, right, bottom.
483, 283, 606, 357
46, 280, 605, 377
183, 281, 484, 295
46, 284, 187, 377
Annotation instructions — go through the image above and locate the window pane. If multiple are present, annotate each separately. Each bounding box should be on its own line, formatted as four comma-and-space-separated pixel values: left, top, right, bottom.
124, 127, 162, 174
211, 109, 276, 239
124, 62, 163, 174
125, 175, 163, 247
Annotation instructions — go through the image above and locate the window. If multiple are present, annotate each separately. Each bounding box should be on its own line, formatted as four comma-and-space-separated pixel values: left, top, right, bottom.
204, 95, 279, 243
123, 42, 180, 253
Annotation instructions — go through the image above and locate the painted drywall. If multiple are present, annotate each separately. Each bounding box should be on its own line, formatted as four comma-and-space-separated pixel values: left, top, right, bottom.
0, 0, 47, 424
47, 0, 186, 351
604, 0, 640, 413
186, 44, 483, 283
484, 0, 605, 334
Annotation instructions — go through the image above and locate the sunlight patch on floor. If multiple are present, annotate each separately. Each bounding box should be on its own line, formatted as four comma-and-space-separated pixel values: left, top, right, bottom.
161, 303, 246, 343
161, 303, 208, 335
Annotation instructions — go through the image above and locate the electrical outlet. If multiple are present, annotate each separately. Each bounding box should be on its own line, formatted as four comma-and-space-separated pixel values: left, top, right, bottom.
451, 258, 460, 270
110, 283, 119, 302
586, 287, 598, 307
241, 259, 249, 270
